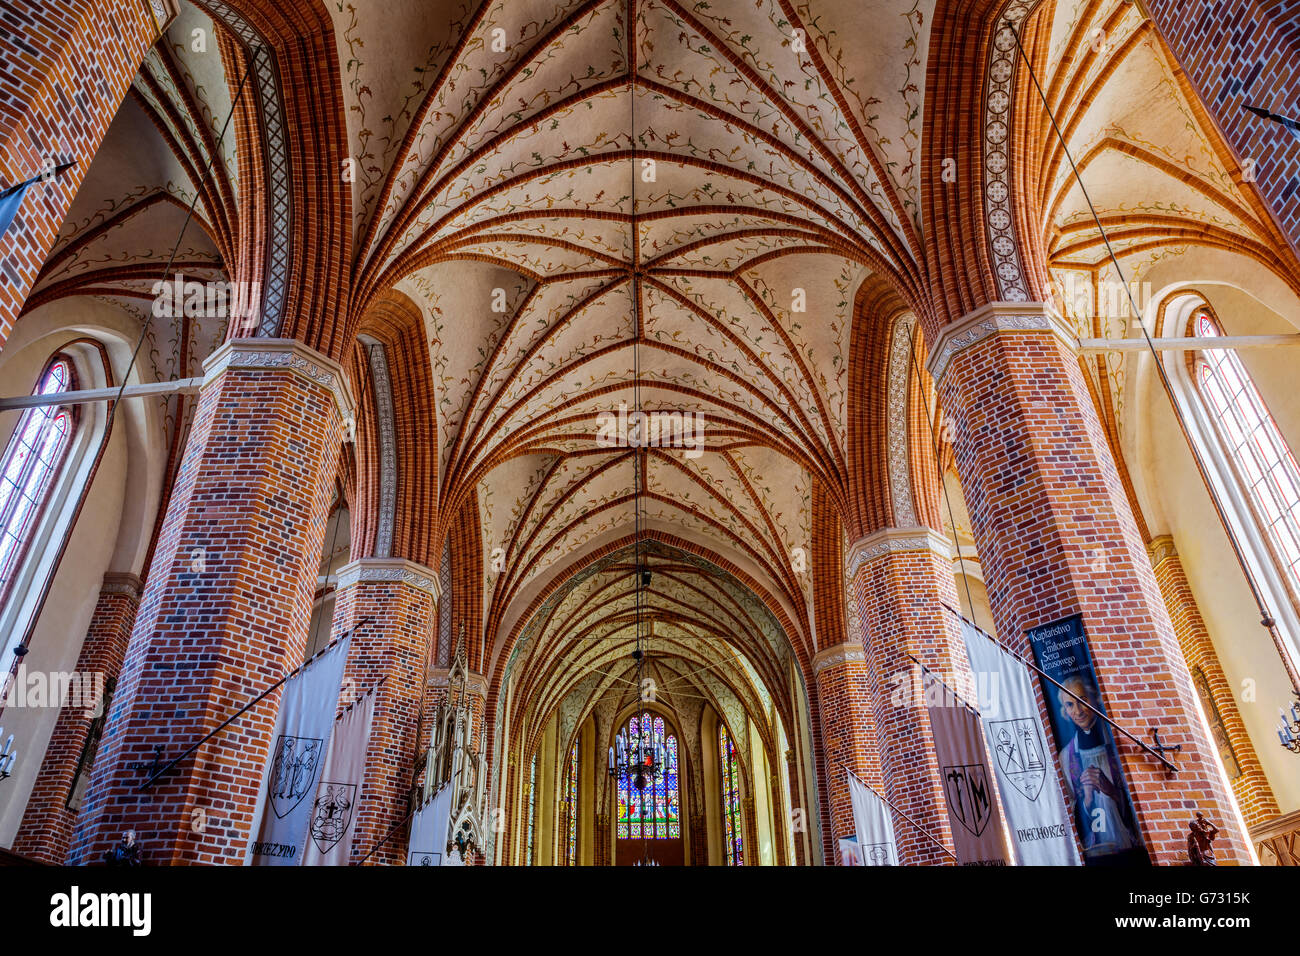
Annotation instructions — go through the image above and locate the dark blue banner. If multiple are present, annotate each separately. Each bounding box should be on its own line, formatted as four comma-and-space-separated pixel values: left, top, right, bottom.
1026, 614, 1150, 866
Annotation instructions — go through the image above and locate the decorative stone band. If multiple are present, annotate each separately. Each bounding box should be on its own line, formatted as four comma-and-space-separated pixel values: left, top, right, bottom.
334, 558, 442, 601
100, 572, 144, 601
202, 338, 356, 423
1146, 534, 1179, 571
811, 641, 868, 677
925, 301, 1077, 387
845, 526, 955, 583
146, 0, 181, 33
359, 337, 397, 559
428, 667, 488, 699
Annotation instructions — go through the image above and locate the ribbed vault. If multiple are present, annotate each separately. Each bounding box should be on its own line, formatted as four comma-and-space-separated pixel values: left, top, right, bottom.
502, 540, 793, 761
330, 0, 945, 686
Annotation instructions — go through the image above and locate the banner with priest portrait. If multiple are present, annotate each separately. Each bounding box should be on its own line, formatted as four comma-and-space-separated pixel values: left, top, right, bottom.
1026, 614, 1149, 866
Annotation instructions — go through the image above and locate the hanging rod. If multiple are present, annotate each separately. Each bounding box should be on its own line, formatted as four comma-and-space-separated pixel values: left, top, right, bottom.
1077, 335, 1300, 352
0, 378, 203, 411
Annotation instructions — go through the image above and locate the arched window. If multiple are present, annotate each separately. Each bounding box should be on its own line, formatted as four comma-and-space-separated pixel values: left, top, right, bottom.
615, 714, 679, 839
525, 752, 536, 865
564, 741, 578, 865
1192, 309, 1300, 589
0, 356, 75, 608
719, 721, 744, 866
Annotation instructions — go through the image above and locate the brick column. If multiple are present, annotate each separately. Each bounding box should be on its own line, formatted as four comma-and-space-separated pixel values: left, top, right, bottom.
690, 815, 707, 866
67, 339, 353, 866
331, 559, 439, 866
594, 811, 610, 866
849, 527, 967, 864
785, 748, 807, 866
12, 573, 141, 863
812, 642, 880, 864
1148, 535, 1280, 829
929, 303, 1252, 865
768, 763, 788, 865
742, 794, 758, 864
0, 0, 174, 339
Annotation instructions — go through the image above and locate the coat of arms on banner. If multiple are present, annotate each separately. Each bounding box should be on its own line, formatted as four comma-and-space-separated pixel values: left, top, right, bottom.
942, 763, 994, 836
864, 844, 892, 865
309, 782, 356, 852
407, 849, 441, 866
990, 718, 1047, 801
269, 734, 324, 818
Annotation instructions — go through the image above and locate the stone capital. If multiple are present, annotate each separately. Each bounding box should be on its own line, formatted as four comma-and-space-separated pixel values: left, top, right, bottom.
334, 558, 441, 601
845, 526, 954, 581
202, 338, 356, 422
926, 301, 1076, 386
811, 641, 868, 677
1146, 534, 1179, 570
101, 572, 144, 600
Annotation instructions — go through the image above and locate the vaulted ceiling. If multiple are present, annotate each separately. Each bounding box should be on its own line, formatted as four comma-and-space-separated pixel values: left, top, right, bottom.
331, 0, 942, 712
1026, 0, 1299, 299
26, 0, 1293, 748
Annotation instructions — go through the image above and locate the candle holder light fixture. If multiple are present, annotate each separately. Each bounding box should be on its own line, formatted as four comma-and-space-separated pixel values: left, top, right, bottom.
0, 728, 17, 782
1277, 693, 1300, 754
607, 714, 667, 790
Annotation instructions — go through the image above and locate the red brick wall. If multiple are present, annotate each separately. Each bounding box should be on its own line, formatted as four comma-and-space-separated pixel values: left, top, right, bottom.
67, 345, 347, 865
0, 0, 162, 340
1144, 0, 1300, 256
851, 536, 970, 864
813, 648, 881, 864
330, 567, 436, 866
12, 574, 141, 863
936, 320, 1253, 864
1148, 538, 1280, 830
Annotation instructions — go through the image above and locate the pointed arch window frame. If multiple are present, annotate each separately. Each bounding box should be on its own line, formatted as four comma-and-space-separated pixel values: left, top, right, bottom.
563, 739, 578, 865
719, 719, 744, 866
0, 339, 119, 682
1187, 307, 1300, 592
1158, 292, 1300, 668
614, 711, 681, 841
0, 353, 80, 615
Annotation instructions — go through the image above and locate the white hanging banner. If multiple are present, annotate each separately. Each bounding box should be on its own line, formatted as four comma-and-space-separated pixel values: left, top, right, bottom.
406, 782, 454, 866
248, 637, 350, 865
302, 691, 375, 866
847, 770, 898, 866
923, 668, 1010, 865
960, 620, 1081, 866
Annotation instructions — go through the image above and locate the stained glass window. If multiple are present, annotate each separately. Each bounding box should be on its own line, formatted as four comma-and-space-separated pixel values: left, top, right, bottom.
0, 357, 74, 601
564, 740, 578, 865
1194, 311, 1300, 588
720, 721, 744, 866
615, 714, 680, 840
525, 752, 536, 865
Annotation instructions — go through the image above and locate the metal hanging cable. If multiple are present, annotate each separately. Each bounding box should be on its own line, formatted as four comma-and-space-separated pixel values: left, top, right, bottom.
841, 764, 957, 861
138, 615, 374, 791
943, 602, 1179, 772
1004, 19, 1299, 694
